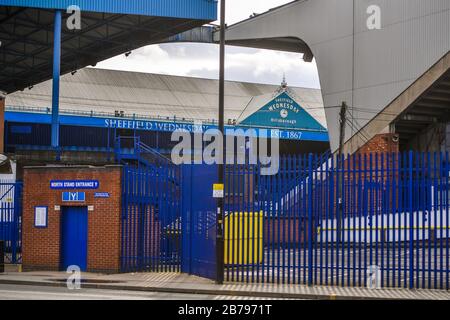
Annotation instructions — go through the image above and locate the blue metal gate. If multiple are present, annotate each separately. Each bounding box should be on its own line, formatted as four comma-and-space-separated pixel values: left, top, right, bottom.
0, 181, 23, 264
121, 162, 218, 279
121, 164, 182, 273
119, 135, 183, 273
224, 152, 450, 290
181, 164, 217, 280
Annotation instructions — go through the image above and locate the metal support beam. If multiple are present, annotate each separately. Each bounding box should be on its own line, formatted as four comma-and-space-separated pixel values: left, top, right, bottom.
395, 126, 427, 134
415, 101, 450, 108
164, 26, 214, 44
400, 114, 438, 123
51, 10, 61, 149
424, 94, 450, 102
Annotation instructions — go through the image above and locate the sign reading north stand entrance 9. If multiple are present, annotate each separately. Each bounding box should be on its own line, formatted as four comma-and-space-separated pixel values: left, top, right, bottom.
50, 180, 99, 190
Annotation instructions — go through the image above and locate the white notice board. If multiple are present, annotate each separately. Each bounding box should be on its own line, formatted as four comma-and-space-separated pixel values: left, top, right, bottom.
34, 206, 48, 228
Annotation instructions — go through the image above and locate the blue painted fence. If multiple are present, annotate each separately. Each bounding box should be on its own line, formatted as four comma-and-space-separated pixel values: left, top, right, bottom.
120, 150, 449, 290
121, 163, 181, 273
224, 152, 450, 290
0, 181, 23, 264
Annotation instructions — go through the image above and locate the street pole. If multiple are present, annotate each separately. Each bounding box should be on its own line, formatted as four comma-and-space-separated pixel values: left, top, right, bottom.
337, 102, 347, 243
216, 0, 226, 285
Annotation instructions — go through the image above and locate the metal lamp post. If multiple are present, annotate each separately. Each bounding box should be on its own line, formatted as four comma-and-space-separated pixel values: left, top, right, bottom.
216, 0, 226, 285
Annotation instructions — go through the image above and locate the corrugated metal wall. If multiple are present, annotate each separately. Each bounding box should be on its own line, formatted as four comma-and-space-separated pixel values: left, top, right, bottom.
7, 68, 327, 128
0, 0, 217, 20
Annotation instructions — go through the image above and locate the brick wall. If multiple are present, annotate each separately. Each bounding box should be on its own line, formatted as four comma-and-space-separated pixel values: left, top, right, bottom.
349, 133, 400, 181
335, 133, 400, 217
356, 133, 399, 155
264, 217, 308, 246
22, 166, 122, 273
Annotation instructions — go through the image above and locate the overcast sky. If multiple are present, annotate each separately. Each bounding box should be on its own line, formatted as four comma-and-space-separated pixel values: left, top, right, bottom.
95, 0, 320, 89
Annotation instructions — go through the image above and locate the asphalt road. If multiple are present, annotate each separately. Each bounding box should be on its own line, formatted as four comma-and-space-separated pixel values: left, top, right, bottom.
0, 284, 283, 300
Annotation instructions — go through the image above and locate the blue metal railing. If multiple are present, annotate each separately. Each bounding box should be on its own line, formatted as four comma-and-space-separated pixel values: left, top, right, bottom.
119, 150, 449, 290
114, 136, 173, 169
224, 151, 450, 290
6, 105, 218, 126
0, 181, 23, 265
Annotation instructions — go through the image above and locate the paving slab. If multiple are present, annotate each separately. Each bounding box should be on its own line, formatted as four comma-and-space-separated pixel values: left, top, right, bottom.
0, 271, 449, 300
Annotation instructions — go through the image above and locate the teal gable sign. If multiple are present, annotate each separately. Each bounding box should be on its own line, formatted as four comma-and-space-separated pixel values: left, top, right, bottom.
240, 92, 326, 131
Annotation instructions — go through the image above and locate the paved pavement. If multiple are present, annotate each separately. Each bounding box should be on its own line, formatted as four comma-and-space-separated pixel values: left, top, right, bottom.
0, 271, 448, 300
0, 284, 283, 300
236, 247, 449, 289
